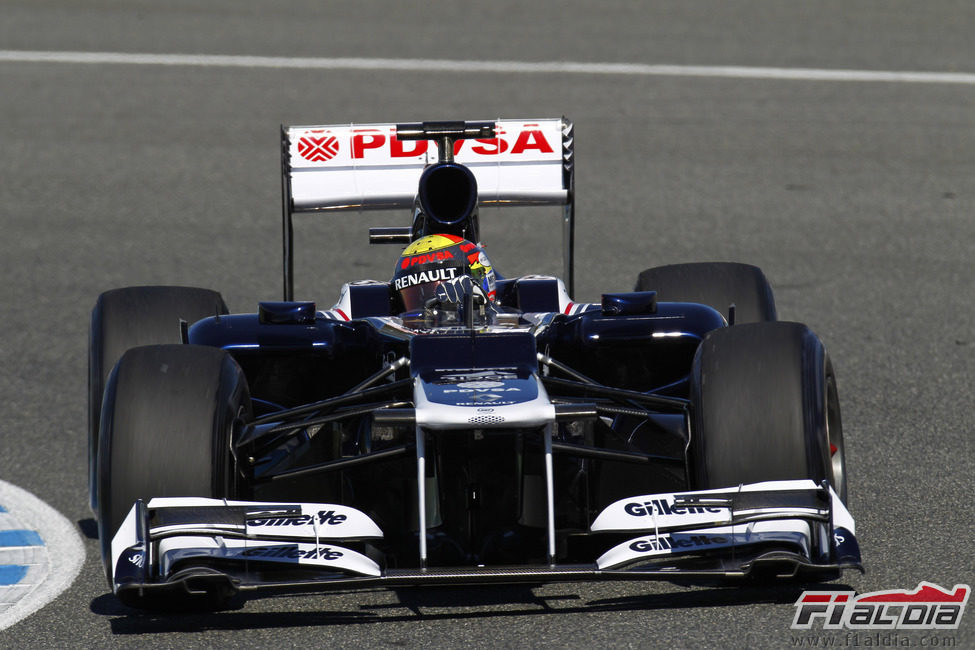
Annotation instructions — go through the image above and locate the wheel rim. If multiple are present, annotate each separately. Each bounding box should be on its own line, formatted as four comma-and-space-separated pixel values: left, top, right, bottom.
825, 372, 847, 503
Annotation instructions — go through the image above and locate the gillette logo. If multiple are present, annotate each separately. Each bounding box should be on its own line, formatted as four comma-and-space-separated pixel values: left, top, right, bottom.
629, 534, 728, 553
250, 510, 348, 526
623, 499, 723, 517
240, 545, 344, 561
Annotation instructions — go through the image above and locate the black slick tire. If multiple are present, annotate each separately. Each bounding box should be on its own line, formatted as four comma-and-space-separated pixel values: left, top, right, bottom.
88, 286, 228, 511
96, 344, 251, 590
689, 322, 846, 503
634, 262, 777, 323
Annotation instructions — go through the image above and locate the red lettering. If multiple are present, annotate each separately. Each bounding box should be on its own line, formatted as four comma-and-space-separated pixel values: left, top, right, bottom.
404, 250, 455, 267
391, 136, 427, 158
352, 131, 386, 158
471, 138, 508, 155
510, 129, 554, 154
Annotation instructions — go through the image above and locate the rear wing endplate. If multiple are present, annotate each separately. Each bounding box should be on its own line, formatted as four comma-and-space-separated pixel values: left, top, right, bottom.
280, 118, 575, 300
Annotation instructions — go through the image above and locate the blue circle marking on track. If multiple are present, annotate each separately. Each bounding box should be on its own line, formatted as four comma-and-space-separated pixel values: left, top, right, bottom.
0, 481, 84, 631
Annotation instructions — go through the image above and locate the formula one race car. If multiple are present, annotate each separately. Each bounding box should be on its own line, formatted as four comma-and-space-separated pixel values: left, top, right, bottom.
89, 118, 861, 609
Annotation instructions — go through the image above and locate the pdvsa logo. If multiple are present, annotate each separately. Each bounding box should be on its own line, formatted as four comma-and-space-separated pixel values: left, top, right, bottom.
295, 125, 556, 163
792, 582, 969, 630
400, 249, 456, 270
297, 130, 340, 162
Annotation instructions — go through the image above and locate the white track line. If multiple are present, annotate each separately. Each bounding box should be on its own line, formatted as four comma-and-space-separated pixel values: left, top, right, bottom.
1, 50, 975, 85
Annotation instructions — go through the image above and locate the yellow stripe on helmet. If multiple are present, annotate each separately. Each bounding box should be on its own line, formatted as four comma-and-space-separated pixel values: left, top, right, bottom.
402, 234, 464, 256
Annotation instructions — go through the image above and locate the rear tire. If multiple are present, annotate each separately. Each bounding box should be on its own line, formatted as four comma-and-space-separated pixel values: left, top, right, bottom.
89, 286, 228, 511
634, 262, 777, 323
689, 322, 847, 503
97, 344, 251, 587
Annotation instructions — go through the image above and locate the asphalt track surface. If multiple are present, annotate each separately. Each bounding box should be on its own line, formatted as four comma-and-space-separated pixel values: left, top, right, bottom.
1, 1, 973, 647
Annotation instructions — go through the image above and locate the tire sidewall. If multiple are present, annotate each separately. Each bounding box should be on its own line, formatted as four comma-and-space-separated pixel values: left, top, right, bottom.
690, 322, 840, 495
88, 286, 228, 512
96, 344, 250, 581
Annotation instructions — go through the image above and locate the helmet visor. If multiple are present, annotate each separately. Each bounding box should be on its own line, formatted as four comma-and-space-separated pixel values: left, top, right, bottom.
398, 280, 444, 312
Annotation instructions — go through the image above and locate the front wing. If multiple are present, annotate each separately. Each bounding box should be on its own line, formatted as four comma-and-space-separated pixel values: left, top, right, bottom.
110, 480, 862, 607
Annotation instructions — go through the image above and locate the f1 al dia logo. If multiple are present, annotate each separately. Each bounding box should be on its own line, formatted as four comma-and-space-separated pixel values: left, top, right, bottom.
792, 582, 969, 630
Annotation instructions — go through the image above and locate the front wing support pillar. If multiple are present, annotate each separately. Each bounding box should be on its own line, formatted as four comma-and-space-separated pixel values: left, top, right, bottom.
415, 425, 427, 569
544, 423, 556, 565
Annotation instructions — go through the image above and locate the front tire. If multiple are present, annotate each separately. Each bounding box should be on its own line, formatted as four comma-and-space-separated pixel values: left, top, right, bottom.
689, 322, 847, 503
97, 344, 251, 587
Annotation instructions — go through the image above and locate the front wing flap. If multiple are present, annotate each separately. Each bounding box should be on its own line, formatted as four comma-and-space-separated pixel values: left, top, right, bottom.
590, 480, 860, 572
109, 481, 861, 606
110, 498, 384, 604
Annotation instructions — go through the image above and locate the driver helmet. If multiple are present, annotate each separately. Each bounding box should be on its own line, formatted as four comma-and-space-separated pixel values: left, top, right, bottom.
392, 233, 496, 312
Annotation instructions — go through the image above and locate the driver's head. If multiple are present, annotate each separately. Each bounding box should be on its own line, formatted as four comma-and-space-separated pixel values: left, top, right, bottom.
392, 234, 496, 312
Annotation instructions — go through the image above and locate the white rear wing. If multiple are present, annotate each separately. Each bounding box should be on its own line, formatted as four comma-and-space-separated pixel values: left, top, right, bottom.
280, 118, 576, 299
284, 118, 572, 211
